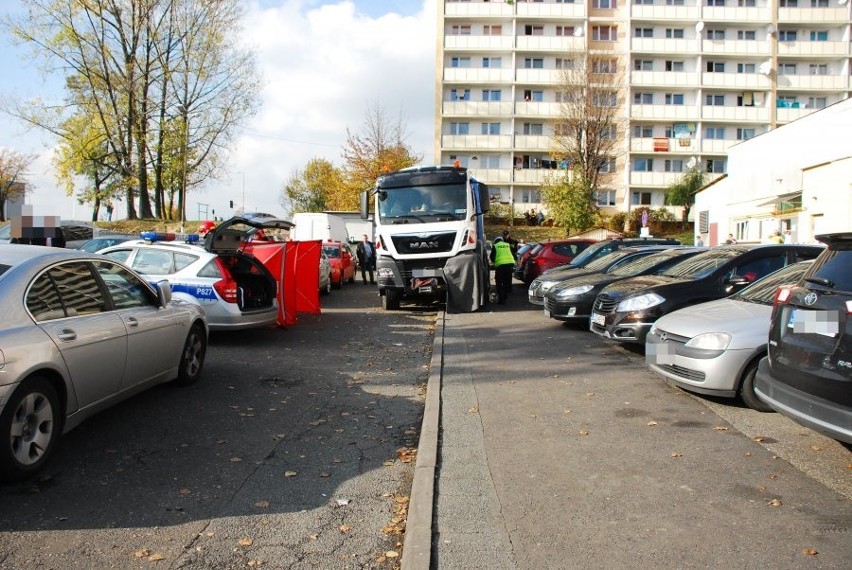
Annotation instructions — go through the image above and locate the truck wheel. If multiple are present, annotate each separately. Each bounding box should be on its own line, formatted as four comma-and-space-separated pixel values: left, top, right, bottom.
382, 289, 401, 310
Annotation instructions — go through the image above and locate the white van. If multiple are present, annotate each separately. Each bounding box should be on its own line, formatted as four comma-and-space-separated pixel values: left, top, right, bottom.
291, 213, 350, 244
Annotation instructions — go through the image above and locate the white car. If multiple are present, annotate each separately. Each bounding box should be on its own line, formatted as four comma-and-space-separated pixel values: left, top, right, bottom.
98, 216, 294, 331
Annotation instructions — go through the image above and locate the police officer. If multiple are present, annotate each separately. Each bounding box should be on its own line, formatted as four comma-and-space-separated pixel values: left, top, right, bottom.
490, 235, 516, 304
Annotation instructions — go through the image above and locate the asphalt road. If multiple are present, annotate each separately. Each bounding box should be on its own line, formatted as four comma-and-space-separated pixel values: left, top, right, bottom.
0, 284, 434, 569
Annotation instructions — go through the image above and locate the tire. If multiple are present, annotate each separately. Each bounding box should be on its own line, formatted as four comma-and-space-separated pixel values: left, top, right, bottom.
382, 289, 401, 311
348, 271, 355, 284
332, 274, 342, 290
321, 276, 332, 296
739, 362, 774, 412
0, 376, 62, 482
175, 323, 207, 386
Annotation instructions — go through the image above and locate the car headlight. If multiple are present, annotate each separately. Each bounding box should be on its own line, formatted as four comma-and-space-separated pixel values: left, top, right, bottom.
539, 280, 558, 292
616, 293, 665, 312
684, 332, 731, 351
555, 284, 594, 299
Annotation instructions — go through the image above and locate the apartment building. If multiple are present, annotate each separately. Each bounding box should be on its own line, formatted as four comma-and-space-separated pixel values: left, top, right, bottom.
436, 0, 851, 217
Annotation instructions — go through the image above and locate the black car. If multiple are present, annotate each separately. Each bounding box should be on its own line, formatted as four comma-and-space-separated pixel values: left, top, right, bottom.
590, 244, 824, 344
527, 237, 682, 304
754, 233, 851, 444
544, 247, 704, 322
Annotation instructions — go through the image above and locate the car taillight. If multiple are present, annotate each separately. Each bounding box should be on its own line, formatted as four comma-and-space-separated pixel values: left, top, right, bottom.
213, 277, 238, 303
846, 300, 852, 315
774, 287, 792, 308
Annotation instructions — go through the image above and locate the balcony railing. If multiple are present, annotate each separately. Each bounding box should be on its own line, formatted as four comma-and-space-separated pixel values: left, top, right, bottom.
631, 104, 699, 121
631, 37, 696, 54
516, 35, 586, 52
701, 39, 771, 56
777, 40, 850, 57
629, 171, 683, 187
631, 71, 693, 87
514, 134, 554, 152
514, 101, 563, 117
775, 74, 849, 91
702, 7, 771, 22
701, 139, 738, 154
442, 67, 515, 83
778, 7, 851, 23
701, 105, 769, 122
444, 35, 515, 51
441, 134, 514, 151
445, 2, 513, 18
630, 137, 698, 154
701, 72, 771, 89
631, 5, 700, 21
442, 101, 514, 116
516, 2, 586, 19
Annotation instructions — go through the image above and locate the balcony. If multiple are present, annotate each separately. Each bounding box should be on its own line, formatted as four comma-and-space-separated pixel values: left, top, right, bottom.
441, 134, 514, 151
702, 7, 771, 22
514, 134, 554, 152
516, 68, 562, 84
631, 37, 696, 54
445, 2, 513, 18
776, 74, 850, 91
516, 35, 586, 52
631, 71, 693, 87
514, 101, 563, 117
516, 2, 586, 19
472, 168, 512, 185
442, 101, 514, 117
443, 67, 515, 83
777, 41, 850, 58
630, 5, 700, 22
701, 72, 771, 89
444, 35, 515, 51
778, 7, 851, 23
631, 104, 699, 121
701, 139, 738, 154
513, 169, 562, 185
629, 171, 683, 188
701, 39, 771, 56
775, 106, 819, 123
701, 105, 769, 122
630, 137, 697, 154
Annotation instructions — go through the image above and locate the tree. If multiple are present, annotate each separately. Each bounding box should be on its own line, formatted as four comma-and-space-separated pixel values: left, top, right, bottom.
281, 158, 341, 215
665, 167, 704, 229
0, 148, 37, 221
340, 102, 421, 209
541, 168, 598, 236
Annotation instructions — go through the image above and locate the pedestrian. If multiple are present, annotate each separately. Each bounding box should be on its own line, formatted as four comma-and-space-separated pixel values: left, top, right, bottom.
725, 233, 737, 245
783, 230, 792, 244
501, 229, 519, 258
530, 208, 538, 226
356, 233, 376, 284
536, 210, 545, 226
490, 235, 516, 304
695, 235, 704, 247
524, 210, 533, 226
769, 230, 784, 244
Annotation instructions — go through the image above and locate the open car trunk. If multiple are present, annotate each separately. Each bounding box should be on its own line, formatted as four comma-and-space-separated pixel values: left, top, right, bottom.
221, 252, 278, 311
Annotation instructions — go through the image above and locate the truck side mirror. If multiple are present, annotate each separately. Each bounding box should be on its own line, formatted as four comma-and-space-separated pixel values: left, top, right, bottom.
360, 191, 369, 220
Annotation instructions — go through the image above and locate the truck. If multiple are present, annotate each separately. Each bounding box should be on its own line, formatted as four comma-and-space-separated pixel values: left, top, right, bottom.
291, 212, 350, 244
360, 164, 491, 312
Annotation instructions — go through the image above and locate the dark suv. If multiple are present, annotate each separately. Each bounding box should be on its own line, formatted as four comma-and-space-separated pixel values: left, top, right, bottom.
755, 233, 851, 444
590, 244, 823, 344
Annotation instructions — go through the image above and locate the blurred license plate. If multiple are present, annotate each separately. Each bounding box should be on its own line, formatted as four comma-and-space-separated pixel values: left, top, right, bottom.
419, 286, 433, 294
591, 312, 605, 326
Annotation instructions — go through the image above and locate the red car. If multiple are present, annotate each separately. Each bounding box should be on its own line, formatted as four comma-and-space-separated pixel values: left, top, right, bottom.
520, 238, 596, 284
322, 241, 356, 288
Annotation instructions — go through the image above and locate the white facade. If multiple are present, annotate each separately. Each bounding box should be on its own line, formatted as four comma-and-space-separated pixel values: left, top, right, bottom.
694, 99, 852, 245
436, 0, 852, 218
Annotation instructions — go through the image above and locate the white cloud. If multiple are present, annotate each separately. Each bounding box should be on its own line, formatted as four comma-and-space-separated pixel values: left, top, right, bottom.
0, 0, 437, 221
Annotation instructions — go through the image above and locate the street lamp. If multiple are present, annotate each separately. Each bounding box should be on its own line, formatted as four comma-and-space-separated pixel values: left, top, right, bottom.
178, 104, 190, 231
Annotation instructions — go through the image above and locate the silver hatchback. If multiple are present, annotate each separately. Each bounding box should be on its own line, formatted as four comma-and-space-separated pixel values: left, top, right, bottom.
0, 245, 208, 481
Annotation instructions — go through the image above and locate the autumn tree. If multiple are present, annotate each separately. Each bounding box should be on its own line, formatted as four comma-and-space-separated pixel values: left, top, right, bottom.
281, 158, 343, 215
340, 102, 421, 210
541, 168, 598, 236
0, 148, 37, 221
665, 167, 704, 229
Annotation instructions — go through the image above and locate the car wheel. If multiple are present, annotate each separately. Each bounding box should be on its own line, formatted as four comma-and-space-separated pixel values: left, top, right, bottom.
321, 275, 332, 296
332, 274, 342, 290
348, 272, 355, 284
0, 376, 62, 482
175, 323, 207, 386
382, 289, 401, 310
739, 362, 773, 412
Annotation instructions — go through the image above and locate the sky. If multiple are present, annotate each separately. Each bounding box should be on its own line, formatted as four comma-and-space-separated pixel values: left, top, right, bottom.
0, 0, 437, 222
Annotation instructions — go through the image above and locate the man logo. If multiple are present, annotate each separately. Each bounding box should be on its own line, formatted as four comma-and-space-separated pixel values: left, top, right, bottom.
410, 241, 439, 250
803, 292, 818, 306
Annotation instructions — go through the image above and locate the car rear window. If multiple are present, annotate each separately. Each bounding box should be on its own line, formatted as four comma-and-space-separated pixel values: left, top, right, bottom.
323, 246, 340, 258
731, 262, 811, 304
805, 247, 852, 292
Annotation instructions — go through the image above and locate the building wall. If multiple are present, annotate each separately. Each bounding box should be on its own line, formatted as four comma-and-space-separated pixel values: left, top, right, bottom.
800, 156, 852, 241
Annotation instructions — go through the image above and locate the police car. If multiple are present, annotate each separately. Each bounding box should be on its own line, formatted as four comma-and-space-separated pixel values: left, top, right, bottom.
98, 216, 294, 331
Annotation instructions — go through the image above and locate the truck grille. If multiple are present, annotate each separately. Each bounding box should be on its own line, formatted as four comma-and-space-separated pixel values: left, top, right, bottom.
391, 231, 457, 255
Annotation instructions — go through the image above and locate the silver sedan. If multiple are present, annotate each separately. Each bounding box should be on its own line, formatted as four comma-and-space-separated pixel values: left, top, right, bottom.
645, 261, 811, 410
0, 244, 208, 481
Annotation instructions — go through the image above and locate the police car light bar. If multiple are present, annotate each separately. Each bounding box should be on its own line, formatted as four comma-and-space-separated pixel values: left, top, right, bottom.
140, 231, 200, 243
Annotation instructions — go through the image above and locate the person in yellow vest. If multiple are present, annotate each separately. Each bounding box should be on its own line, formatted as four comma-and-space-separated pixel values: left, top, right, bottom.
490, 236, 516, 304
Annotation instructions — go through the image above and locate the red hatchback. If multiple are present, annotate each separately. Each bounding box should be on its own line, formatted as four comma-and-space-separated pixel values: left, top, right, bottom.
322, 241, 356, 288
520, 238, 596, 284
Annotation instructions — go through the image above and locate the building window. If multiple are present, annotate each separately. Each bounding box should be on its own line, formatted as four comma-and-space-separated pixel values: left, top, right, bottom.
634, 92, 654, 104
481, 123, 500, 135
556, 58, 574, 70
705, 94, 725, 106
810, 30, 829, 42
482, 57, 502, 68
736, 220, 749, 241
523, 90, 544, 102
556, 26, 575, 36
778, 95, 798, 106
737, 63, 756, 73
809, 63, 828, 75
593, 92, 618, 107
633, 125, 654, 138
666, 0, 685, 5
807, 97, 827, 109
554, 123, 574, 136
523, 123, 544, 135
634, 0, 654, 4
704, 126, 726, 139
594, 0, 617, 7
779, 30, 797, 42
524, 58, 544, 69
450, 57, 471, 68
706, 61, 725, 73
665, 60, 684, 72
780, 0, 798, 6
664, 159, 684, 172
778, 63, 797, 76
631, 191, 652, 205
592, 26, 618, 41
483, 25, 502, 35
706, 29, 725, 40
665, 93, 685, 105
736, 128, 756, 140
633, 158, 653, 172
520, 190, 541, 203
598, 158, 617, 173
600, 126, 618, 140
634, 59, 653, 71
593, 59, 618, 73
737, 0, 755, 6
665, 28, 685, 39
524, 25, 544, 36
450, 89, 471, 101
705, 0, 725, 5
449, 122, 469, 135
450, 25, 472, 36
737, 30, 756, 40
811, 0, 829, 6
706, 159, 726, 173
482, 89, 502, 101
596, 191, 617, 206
634, 28, 653, 38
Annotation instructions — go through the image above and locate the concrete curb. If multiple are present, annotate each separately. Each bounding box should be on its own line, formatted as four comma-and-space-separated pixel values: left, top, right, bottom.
401, 311, 444, 569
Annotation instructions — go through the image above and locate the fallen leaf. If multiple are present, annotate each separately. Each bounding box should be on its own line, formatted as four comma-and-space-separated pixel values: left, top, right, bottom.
383, 460, 395, 467
578, 430, 589, 436
647, 420, 658, 426
744, 452, 752, 457
255, 501, 269, 509
753, 436, 765, 443
564, 409, 572, 414
339, 524, 352, 533
671, 452, 683, 458
803, 548, 818, 556
133, 549, 150, 559
586, 392, 595, 397
713, 426, 728, 431
178, 488, 192, 496
810, 445, 822, 452
238, 537, 253, 547
468, 406, 479, 413
308, 534, 318, 540
284, 471, 298, 477
336, 498, 350, 506
768, 474, 778, 480
148, 553, 165, 561
230, 457, 243, 463
769, 498, 782, 507
385, 551, 399, 558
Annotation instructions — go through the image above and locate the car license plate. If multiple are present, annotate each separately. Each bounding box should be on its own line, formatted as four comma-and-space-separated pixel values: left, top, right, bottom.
420, 286, 433, 294
591, 312, 605, 326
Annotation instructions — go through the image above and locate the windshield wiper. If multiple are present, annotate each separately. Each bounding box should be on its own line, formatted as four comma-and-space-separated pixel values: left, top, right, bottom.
804, 276, 835, 288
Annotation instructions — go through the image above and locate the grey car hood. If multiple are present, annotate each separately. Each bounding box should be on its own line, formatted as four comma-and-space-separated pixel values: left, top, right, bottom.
652, 298, 772, 351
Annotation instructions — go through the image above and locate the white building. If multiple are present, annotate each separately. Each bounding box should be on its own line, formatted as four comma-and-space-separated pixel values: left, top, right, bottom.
694, 98, 852, 245
436, 0, 852, 218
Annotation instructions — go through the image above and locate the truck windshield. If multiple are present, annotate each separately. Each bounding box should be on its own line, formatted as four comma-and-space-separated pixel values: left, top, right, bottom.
378, 184, 468, 224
